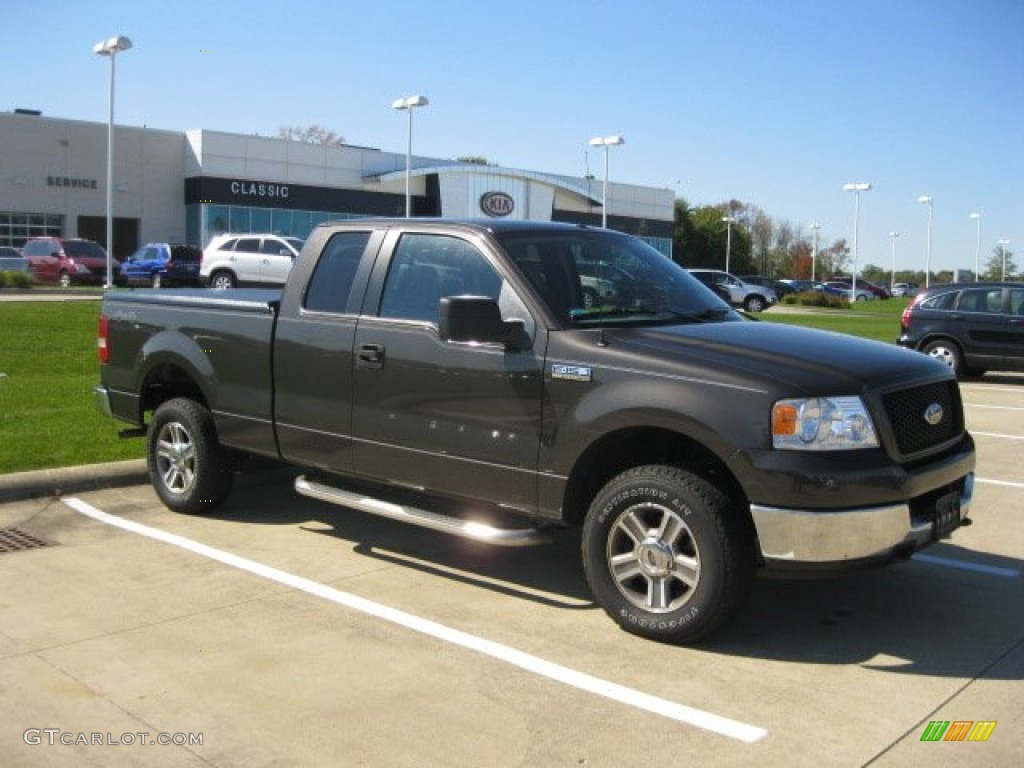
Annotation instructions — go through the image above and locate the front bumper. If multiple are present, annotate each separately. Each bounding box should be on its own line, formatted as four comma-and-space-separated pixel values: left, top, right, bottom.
751, 472, 973, 569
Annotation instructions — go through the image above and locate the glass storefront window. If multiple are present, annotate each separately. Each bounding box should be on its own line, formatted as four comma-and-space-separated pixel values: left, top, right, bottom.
272, 209, 292, 236
229, 206, 251, 233
250, 208, 271, 232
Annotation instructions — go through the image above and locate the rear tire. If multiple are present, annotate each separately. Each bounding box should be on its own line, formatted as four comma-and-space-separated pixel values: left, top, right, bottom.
210, 271, 236, 290
922, 338, 963, 378
147, 398, 234, 513
151, 272, 162, 289
744, 295, 765, 312
58, 271, 71, 288
582, 465, 754, 644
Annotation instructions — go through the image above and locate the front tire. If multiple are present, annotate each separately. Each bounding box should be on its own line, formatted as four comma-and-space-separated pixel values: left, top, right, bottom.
58, 271, 71, 288
744, 295, 765, 312
151, 272, 162, 289
147, 398, 234, 513
582, 465, 754, 644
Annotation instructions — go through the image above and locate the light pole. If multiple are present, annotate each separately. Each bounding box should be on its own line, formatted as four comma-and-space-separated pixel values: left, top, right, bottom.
998, 239, 1011, 281
917, 195, 933, 287
392, 95, 429, 217
969, 212, 981, 281
721, 215, 735, 273
588, 135, 624, 228
843, 183, 871, 299
93, 34, 132, 288
808, 222, 821, 282
888, 231, 900, 291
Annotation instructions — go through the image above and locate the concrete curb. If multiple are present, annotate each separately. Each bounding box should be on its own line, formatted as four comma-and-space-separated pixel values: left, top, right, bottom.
0, 459, 148, 503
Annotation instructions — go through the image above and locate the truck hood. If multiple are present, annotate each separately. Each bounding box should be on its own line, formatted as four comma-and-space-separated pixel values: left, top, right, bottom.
604, 319, 950, 395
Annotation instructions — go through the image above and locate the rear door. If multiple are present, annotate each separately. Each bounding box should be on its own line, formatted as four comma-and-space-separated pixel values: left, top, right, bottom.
954, 286, 1007, 369
232, 237, 263, 283
350, 228, 545, 512
1004, 286, 1024, 370
258, 238, 294, 285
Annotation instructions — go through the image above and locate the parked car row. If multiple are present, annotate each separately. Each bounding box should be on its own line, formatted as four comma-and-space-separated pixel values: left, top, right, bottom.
3, 233, 304, 289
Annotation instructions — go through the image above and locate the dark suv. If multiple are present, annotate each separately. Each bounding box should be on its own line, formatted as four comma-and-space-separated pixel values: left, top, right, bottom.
898, 282, 1024, 377
22, 237, 119, 287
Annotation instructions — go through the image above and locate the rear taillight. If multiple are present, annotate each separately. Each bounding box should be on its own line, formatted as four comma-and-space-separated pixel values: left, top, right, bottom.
98, 314, 110, 364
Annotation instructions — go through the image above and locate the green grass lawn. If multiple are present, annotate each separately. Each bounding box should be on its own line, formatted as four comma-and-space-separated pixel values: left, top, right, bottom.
0, 300, 144, 473
763, 298, 909, 343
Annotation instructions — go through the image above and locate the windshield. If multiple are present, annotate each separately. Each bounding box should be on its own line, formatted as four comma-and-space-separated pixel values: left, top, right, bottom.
495, 229, 737, 327
64, 240, 106, 259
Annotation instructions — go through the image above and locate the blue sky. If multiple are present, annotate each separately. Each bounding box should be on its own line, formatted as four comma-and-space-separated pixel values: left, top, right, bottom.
6, 0, 1022, 274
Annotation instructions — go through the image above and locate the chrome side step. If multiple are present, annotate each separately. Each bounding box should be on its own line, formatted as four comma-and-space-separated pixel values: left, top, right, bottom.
294, 476, 550, 547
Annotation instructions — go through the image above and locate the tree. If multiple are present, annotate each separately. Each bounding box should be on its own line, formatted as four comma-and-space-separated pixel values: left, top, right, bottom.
984, 243, 1017, 280
456, 156, 492, 165
277, 124, 344, 145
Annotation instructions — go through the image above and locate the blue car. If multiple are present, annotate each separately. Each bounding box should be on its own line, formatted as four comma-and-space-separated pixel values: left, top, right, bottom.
120, 243, 203, 288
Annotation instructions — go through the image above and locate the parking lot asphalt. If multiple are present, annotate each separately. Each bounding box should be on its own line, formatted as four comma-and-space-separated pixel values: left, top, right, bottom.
1, 375, 1021, 767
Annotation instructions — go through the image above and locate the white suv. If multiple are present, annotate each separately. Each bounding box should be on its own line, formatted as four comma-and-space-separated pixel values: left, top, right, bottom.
201, 234, 304, 289
688, 269, 777, 312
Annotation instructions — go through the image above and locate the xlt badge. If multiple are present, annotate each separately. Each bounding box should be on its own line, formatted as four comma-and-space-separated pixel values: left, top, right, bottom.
552, 364, 592, 382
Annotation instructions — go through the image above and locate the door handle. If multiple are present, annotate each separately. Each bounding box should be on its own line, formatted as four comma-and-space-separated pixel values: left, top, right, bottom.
357, 343, 385, 368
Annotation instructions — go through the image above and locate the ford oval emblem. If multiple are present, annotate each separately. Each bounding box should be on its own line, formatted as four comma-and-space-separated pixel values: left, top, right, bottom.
480, 191, 514, 218
923, 403, 944, 426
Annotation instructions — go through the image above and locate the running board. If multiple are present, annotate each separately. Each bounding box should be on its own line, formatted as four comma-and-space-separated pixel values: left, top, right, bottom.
294, 476, 550, 547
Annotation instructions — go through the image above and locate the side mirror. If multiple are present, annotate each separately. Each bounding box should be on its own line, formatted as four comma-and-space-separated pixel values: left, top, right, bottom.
439, 296, 525, 350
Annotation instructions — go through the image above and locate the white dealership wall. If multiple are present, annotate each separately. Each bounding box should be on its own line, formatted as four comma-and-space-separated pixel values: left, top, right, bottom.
2, 112, 674, 254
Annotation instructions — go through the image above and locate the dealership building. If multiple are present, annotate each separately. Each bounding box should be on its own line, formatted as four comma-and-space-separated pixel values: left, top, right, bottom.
0, 111, 674, 261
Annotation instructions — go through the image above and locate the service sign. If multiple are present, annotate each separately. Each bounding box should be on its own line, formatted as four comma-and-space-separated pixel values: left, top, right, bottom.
480, 191, 514, 218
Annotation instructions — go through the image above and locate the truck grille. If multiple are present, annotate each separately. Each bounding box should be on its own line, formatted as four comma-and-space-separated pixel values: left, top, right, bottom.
882, 380, 963, 457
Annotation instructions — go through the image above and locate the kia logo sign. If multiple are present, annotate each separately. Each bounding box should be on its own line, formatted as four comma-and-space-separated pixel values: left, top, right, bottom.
480, 191, 514, 217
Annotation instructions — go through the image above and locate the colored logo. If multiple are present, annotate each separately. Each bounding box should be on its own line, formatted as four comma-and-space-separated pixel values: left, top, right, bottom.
480, 191, 514, 218
920, 720, 996, 742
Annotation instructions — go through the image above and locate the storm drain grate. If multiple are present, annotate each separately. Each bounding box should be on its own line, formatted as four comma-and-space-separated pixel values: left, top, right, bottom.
0, 528, 56, 555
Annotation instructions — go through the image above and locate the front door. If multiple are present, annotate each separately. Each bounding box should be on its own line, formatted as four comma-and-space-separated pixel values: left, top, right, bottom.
350, 230, 544, 512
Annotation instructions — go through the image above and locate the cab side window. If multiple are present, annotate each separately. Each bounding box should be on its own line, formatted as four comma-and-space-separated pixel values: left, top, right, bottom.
379, 234, 502, 324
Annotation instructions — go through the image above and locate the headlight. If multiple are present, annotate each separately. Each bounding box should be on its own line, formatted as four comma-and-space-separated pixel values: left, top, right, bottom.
772, 396, 878, 450
74, 263, 90, 274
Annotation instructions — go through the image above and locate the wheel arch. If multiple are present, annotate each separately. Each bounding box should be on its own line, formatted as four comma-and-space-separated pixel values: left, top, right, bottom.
560, 426, 750, 528
134, 331, 215, 419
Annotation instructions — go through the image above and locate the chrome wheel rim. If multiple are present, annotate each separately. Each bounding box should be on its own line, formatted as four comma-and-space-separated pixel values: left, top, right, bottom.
606, 502, 700, 613
155, 421, 196, 495
927, 346, 956, 369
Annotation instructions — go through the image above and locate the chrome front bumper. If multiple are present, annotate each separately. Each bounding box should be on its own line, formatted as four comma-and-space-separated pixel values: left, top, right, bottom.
751, 473, 974, 566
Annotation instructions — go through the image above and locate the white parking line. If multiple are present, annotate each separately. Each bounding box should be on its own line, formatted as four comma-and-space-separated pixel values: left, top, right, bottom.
965, 403, 1024, 411
911, 553, 1019, 579
62, 497, 767, 744
971, 431, 1024, 441
976, 477, 1024, 489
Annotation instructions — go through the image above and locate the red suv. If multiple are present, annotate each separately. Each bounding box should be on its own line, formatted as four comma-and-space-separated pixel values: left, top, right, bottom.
22, 237, 120, 287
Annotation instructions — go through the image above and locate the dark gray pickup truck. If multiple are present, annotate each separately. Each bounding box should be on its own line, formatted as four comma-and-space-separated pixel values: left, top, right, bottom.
96, 219, 976, 643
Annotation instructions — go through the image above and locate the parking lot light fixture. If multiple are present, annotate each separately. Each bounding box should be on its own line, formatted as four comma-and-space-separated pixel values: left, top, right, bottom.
392, 95, 429, 218
969, 212, 981, 282
809, 223, 821, 281
888, 231, 900, 291
917, 195, 933, 287
93, 34, 132, 288
588, 135, 624, 228
843, 183, 872, 299
998, 239, 1011, 281
721, 215, 735, 274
